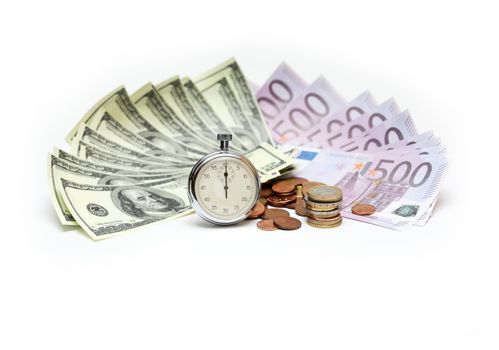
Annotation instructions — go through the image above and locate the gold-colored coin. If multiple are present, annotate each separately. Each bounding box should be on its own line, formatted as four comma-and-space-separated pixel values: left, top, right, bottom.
296, 185, 303, 199
302, 181, 325, 197
307, 185, 343, 203
306, 216, 343, 228
306, 199, 342, 212
306, 208, 341, 219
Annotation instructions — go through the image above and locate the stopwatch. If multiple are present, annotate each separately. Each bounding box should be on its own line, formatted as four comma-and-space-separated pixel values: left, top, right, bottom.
188, 134, 261, 225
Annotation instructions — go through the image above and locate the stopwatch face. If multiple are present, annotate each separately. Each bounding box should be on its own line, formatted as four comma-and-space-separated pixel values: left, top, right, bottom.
190, 154, 260, 224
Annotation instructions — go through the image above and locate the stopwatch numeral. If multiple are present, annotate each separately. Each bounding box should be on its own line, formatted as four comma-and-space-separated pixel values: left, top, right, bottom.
223, 208, 229, 214
211, 205, 217, 211
246, 185, 251, 190
203, 173, 210, 179
204, 197, 210, 202
243, 174, 248, 179
201, 185, 206, 190
210, 165, 217, 170
234, 205, 239, 211
241, 196, 248, 201
236, 165, 240, 170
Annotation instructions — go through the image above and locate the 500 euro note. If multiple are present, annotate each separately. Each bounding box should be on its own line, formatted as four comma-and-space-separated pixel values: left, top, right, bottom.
294, 148, 447, 230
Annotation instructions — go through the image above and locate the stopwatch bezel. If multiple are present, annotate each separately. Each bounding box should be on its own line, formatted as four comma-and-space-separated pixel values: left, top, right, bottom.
188, 150, 261, 225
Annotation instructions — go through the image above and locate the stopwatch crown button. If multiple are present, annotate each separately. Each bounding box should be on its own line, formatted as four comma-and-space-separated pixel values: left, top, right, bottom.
217, 134, 232, 141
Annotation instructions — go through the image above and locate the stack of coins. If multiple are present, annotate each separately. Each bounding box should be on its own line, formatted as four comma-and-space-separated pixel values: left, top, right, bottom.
305, 185, 343, 228
264, 177, 308, 209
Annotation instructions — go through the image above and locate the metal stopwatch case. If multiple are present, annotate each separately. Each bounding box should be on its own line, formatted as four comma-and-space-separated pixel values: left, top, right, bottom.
188, 134, 261, 225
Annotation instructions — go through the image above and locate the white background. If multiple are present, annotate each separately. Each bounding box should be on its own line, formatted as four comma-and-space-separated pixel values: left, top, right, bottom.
0, 0, 497, 349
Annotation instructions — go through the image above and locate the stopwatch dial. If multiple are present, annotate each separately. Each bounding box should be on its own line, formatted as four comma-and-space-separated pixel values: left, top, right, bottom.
194, 157, 258, 222
216, 160, 235, 183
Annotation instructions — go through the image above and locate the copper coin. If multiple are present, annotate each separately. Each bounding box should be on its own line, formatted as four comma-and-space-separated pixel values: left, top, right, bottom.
273, 190, 296, 197
295, 198, 306, 217
272, 181, 296, 194
351, 203, 376, 216
246, 202, 265, 219
286, 202, 296, 209
281, 177, 308, 188
274, 216, 302, 230
257, 219, 278, 231
261, 208, 290, 220
267, 195, 296, 207
289, 177, 308, 187
260, 187, 273, 198
302, 181, 326, 197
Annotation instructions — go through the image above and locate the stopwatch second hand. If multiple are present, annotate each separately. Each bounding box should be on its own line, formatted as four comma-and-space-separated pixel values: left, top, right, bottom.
224, 161, 228, 199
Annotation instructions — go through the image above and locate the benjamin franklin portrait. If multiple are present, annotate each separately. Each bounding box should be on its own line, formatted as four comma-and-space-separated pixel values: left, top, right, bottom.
111, 185, 186, 219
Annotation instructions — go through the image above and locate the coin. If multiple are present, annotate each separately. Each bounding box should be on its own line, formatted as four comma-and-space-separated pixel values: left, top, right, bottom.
257, 219, 278, 231
284, 177, 308, 187
306, 208, 341, 219
307, 214, 342, 223
272, 181, 296, 194
274, 216, 302, 230
286, 202, 296, 209
351, 203, 376, 216
306, 199, 342, 212
267, 195, 296, 207
307, 185, 343, 203
247, 201, 265, 219
296, 185, 303, 198
295, 197, 307, 216
261, 208, 290, 220
272, 190, 296, 197
302, 181, 325, 197
306, 216, 343, 228
260, 187, 273, 198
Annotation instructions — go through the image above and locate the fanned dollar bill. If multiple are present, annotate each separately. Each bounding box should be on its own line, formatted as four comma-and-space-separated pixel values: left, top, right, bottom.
72, 141, 176, 172
133, 82, 218, 155
48, 154, 185, 226
181, 77, 245, 152
60, 175, 194, 240
72, 124, 192, 168
195, 58, 274, 147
